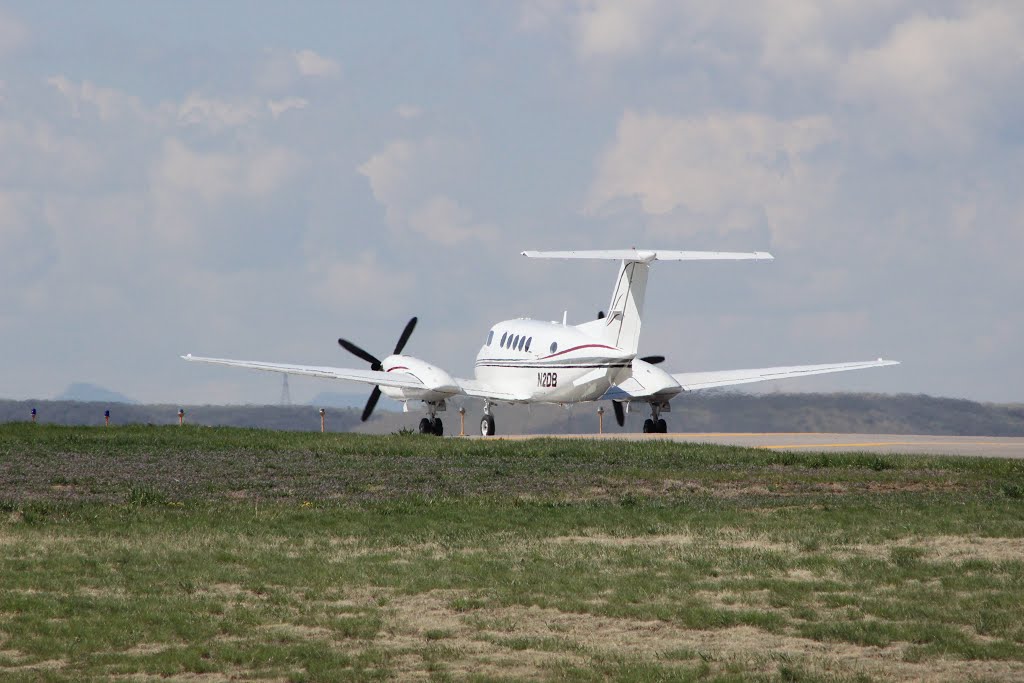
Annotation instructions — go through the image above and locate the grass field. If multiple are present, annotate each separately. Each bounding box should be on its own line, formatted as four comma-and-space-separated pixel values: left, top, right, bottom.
1, 423, 1023, 682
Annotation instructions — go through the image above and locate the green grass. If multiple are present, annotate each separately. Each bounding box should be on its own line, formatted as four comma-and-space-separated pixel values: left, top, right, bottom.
1, 424, 1023, 681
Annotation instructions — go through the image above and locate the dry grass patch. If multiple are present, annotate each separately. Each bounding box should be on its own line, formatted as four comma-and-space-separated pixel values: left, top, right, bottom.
358, 588, 1024, 682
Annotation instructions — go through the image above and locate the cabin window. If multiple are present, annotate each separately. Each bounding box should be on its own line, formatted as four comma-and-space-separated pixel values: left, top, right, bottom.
512, 334, 520, 351
549, 341, 558, 354
500, 331, 507, 348
486, 330, 494, 346
518, 336, 526, 351
524, 337, 532, 352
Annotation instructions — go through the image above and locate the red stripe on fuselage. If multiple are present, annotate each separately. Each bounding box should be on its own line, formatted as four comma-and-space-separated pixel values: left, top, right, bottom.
538, 343, 619, 360
386, 366, 410, 372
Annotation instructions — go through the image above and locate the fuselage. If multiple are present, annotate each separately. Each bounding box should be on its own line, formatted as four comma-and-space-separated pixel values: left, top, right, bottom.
474, 318, 634, 403
379, 317, 684, 406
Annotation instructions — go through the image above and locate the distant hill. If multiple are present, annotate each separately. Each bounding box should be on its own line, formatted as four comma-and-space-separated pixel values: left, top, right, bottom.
3, 393, 1023, 437
307, 391, 404, 411
55, 383, 137, 404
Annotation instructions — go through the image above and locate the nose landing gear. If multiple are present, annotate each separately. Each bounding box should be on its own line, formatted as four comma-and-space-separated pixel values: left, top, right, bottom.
480, 401, 496, 436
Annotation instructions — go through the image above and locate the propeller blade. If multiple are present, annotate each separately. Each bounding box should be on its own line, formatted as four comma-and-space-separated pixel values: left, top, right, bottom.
361, 386, 382, 422
597, 311, 605, 320
338, 338, 382, 370
640, 355, 665, 365
393, 317, 418, 355
612, 400, 625, 427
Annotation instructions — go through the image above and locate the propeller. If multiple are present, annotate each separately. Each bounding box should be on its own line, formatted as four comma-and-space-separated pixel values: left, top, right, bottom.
612, 400, 625, 427
338, 316, 418, 422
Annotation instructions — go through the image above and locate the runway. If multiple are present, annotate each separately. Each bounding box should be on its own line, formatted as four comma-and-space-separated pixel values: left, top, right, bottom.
490, 433, 1024, 459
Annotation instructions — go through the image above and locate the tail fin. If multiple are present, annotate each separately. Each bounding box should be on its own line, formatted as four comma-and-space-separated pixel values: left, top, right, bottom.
522, 249, 773, 354
602, 259, 650, 354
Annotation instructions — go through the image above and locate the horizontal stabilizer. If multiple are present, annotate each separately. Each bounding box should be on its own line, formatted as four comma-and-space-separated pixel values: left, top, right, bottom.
673, 359, 899, 391
522, 249, 773, 262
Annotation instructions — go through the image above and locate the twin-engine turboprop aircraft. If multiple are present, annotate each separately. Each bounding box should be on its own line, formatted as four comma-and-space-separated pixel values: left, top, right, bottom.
183, 249, 898, 436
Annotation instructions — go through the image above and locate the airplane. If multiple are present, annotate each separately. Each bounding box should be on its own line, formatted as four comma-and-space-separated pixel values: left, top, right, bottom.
183, 249, 898, 436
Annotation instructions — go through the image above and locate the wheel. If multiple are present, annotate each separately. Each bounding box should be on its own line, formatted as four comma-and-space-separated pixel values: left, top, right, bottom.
418, 417, 432, 434
657, 418, 667, 433
642, 418, 655, 433
432, 418, 443, 436
480, 415, 496, 436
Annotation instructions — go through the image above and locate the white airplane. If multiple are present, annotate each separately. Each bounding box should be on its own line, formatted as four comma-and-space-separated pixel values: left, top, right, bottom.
183, 249, 898, 436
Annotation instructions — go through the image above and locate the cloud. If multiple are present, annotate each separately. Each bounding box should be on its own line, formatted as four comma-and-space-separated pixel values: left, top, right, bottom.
839, 5, 1024, 142
152, 138, 301, 203
358, 138, 494, 245
586, 110, 836, 246
294, 49, 341, 77
307, 251, 415, 315
407, 196, 497, 245
47, 75, 147, 122
268, 97, 308, 119
176, 93, 262, 130
259, 48, 341, 90
0, 119, 103, 187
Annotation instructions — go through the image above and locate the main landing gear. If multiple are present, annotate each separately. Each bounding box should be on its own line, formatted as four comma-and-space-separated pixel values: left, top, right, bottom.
416, 402, 444, 436
418, 417, 443, 436
642, 403, 668, 434
480, 401, 496, 436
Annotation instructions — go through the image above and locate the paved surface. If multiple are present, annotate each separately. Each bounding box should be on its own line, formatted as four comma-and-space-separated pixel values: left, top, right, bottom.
493, 433, 1024, 459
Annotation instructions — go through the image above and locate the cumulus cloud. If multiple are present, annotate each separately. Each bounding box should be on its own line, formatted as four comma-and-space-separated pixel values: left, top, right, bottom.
407, 196, 497, 245
358, 138, 494, 245
839, 4, 1024, 142
587, 110, 836, 245
153, 138, 300, 204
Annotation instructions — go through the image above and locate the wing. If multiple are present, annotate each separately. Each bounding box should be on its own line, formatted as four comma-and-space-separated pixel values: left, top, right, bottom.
454, 378, 529, 403
673, 359, 899, 391
181, 354, 426, 390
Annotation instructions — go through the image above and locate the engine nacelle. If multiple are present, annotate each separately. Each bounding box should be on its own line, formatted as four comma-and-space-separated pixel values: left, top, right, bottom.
378, 354, 459, 402
630, 358, 681, 399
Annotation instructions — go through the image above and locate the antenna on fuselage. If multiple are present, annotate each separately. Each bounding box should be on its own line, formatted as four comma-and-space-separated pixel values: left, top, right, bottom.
562, 311, 567, 326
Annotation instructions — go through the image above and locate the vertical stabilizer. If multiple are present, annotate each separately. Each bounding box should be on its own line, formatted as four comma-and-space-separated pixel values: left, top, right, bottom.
603, 260, 650, 354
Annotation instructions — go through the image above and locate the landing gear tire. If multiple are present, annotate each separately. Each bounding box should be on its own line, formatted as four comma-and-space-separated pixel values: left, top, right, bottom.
643, 419, 655, 434
418, 418, 432, 434
432, 418, 444, 437
657, 418, 667, 434
480, 415, 496, 437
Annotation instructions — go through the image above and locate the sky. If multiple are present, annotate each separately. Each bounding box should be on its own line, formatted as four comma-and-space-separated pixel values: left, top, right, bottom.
0, 1, 1022, 405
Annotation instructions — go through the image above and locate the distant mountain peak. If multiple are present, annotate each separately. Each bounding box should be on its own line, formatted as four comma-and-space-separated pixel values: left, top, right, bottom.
55, 383, 138, 405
